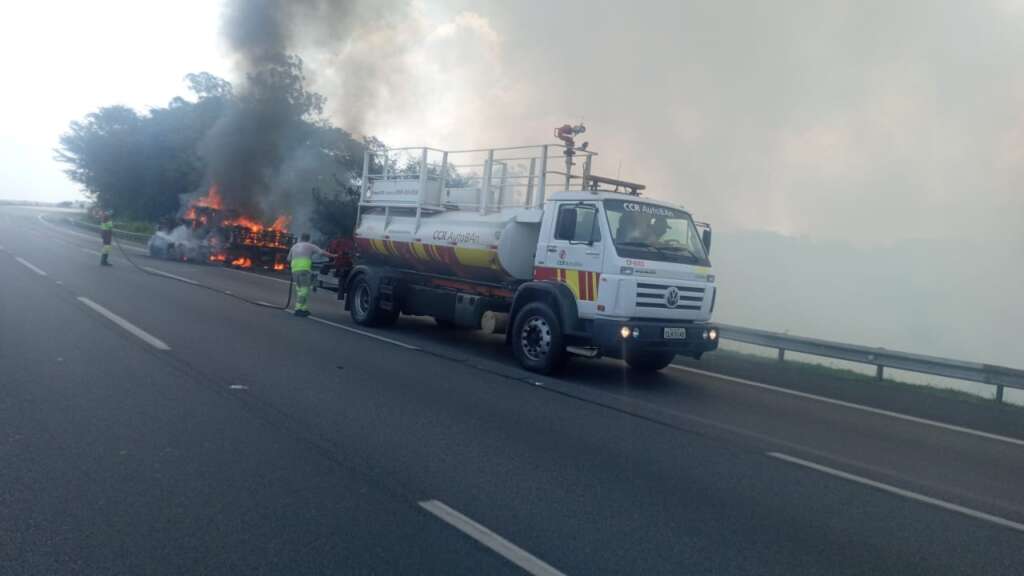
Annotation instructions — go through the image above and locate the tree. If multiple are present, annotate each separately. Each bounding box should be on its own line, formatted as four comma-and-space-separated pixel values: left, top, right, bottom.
55, 63, 377, 235
310, 183, 360, 239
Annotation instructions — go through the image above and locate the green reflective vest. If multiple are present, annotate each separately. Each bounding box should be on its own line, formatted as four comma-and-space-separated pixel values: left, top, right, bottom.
291, 257, 312, 272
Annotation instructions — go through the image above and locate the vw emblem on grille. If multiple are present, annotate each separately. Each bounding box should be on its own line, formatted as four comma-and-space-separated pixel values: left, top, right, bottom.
665, 286, 680, 308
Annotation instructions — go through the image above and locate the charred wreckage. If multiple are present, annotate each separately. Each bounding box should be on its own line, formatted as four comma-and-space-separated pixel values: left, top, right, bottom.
148, 185, 295, 271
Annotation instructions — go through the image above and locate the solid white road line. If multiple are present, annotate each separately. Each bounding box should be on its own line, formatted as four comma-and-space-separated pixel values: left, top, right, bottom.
670, 364, 1024, 447
767, 452, 1024, 533
142, 266, 199, 285
77, 297, 171, 351
419, 500, 568, 576
305, 315, 420, 350
80, 247, 102, 256
15, 256, 47, 276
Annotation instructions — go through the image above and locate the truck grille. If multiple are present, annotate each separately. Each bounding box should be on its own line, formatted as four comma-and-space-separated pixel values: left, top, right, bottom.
635, 282, 705, 310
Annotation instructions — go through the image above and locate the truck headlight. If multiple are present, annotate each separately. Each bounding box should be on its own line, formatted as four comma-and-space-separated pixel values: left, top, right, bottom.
620, 326, 632, 339
708, 328, 719, 341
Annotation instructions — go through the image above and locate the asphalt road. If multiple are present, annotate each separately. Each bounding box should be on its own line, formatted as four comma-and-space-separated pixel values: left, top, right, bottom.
2, 206, 1022, 575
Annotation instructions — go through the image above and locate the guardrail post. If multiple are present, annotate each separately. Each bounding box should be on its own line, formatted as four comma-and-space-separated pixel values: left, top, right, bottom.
876, 365, 884, 380
777, 348, 785, 362
996, 385, 1004, 403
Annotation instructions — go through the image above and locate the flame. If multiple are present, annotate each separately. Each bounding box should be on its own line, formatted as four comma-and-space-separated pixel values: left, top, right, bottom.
231, 257, 253, 268
223, 215, 266, 231
270, 215, 290, 231
273, 262, 286, 271
208, 253, 227, 262
195, 184, 223, 209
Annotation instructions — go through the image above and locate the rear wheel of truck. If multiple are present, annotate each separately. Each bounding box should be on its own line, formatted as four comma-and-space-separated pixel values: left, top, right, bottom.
625, 350, 676, 372
350, 276, 396, 326
512, 302, 566, 374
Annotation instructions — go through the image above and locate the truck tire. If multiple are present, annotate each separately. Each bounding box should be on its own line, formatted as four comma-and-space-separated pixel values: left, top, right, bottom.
350, 275, 396, 326
625, 350, 676, 372
512, 302, 566, 374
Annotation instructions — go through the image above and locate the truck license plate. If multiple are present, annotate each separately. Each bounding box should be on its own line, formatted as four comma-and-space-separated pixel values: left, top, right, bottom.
663, 327, 687, 340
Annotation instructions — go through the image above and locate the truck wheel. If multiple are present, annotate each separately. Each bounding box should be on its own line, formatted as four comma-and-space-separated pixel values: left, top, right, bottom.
625, 351, 676, 372
512, 302, 566, 374
350, 276, 382, 326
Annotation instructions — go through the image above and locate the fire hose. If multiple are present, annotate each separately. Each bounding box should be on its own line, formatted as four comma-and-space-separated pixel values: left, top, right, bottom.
113, 236, 294, 311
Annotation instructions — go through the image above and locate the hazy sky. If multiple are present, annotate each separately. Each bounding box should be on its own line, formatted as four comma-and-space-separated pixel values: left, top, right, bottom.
2, 0, 1021, 246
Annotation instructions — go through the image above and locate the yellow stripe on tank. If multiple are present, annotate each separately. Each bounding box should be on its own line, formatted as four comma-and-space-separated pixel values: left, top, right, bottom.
454, 246, 498, 269
412, 242, 430, 261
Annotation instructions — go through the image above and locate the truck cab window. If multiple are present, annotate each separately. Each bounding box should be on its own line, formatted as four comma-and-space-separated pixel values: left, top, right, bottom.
555, 204, 601, 243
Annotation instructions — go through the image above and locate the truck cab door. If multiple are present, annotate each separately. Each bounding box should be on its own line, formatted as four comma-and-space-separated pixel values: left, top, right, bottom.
535, 202, 604, 318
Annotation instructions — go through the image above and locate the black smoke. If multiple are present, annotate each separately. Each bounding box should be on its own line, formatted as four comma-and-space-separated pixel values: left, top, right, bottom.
196, 0, 393, 226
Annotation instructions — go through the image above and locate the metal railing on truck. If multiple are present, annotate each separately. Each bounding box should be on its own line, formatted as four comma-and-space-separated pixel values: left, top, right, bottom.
358, 144, 599, 218
717, 324, 1024, 403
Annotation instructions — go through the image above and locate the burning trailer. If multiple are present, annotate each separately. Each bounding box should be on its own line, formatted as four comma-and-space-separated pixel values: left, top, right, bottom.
148, 185, 295, 271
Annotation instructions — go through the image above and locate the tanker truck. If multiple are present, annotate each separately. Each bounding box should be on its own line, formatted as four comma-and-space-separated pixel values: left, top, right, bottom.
342, 128, 719, 373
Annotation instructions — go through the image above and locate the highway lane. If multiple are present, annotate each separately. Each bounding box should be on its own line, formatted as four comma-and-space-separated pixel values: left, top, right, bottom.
2, 206, 1023, 574
0, 215, 521, 574
32, 209, 1024, 521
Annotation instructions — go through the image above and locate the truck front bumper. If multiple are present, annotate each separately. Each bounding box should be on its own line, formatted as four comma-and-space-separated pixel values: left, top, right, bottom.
592, 318, 719, 359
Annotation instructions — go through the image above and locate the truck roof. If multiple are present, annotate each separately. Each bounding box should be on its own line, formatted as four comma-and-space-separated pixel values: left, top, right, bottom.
548, 190, 687, 212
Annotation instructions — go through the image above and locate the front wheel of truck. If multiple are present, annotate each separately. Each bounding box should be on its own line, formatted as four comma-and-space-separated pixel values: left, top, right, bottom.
512, 302, 566, 374
625, 350, 676, 372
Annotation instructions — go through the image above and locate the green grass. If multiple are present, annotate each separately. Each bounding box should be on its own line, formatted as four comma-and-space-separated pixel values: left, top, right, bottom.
112, 220, 156, 235
76, 214, 155, 235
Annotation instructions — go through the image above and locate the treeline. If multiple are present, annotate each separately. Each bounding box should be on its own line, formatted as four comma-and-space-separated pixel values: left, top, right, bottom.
56, 60, 369, 236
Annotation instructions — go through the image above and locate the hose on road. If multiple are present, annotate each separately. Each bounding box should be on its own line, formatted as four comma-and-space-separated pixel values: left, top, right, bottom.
113, 236, 294, 311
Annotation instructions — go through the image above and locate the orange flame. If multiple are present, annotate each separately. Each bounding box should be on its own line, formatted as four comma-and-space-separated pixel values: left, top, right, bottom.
195, 184, 223, 209
273, 262, 286, 271
223, 215, 265, 231
231, 257, 253, 268
270, 215, 290, 231
208, 253, 227, 262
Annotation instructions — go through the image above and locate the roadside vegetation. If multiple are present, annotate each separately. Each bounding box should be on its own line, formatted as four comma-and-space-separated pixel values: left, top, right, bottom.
55, 60, 365, 236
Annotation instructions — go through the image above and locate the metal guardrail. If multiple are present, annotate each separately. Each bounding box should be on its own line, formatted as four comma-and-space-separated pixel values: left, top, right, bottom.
66, 217, 151, 244
718, 324, 1024, 403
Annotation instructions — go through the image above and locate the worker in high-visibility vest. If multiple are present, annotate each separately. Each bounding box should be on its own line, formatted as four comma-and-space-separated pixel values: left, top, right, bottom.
99, 212, 114, 266
286, 233, 337, 317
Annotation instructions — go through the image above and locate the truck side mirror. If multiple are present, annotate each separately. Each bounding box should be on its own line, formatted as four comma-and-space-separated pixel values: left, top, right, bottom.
701, 228, 712, 254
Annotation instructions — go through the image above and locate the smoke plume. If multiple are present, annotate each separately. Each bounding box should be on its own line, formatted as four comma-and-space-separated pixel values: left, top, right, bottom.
195, 0, 402, 228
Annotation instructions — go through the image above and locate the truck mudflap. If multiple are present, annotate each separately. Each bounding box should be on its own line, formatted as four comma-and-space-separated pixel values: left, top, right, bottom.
592, 318, 719, 359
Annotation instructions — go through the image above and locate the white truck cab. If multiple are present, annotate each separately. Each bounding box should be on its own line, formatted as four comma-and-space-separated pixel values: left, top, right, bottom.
346, 128, 719, 373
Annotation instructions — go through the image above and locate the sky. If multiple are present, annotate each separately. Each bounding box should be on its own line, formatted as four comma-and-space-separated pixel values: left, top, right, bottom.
3, 1, 1020, 242
1, 0, 1021, 367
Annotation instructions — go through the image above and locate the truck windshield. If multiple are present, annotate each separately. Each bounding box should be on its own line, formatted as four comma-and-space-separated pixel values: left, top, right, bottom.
604, 199, 709, 265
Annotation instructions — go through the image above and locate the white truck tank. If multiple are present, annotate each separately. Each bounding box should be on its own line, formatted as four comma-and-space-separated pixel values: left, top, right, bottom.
355, 207, 541, 285
354, 143, 594, 285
